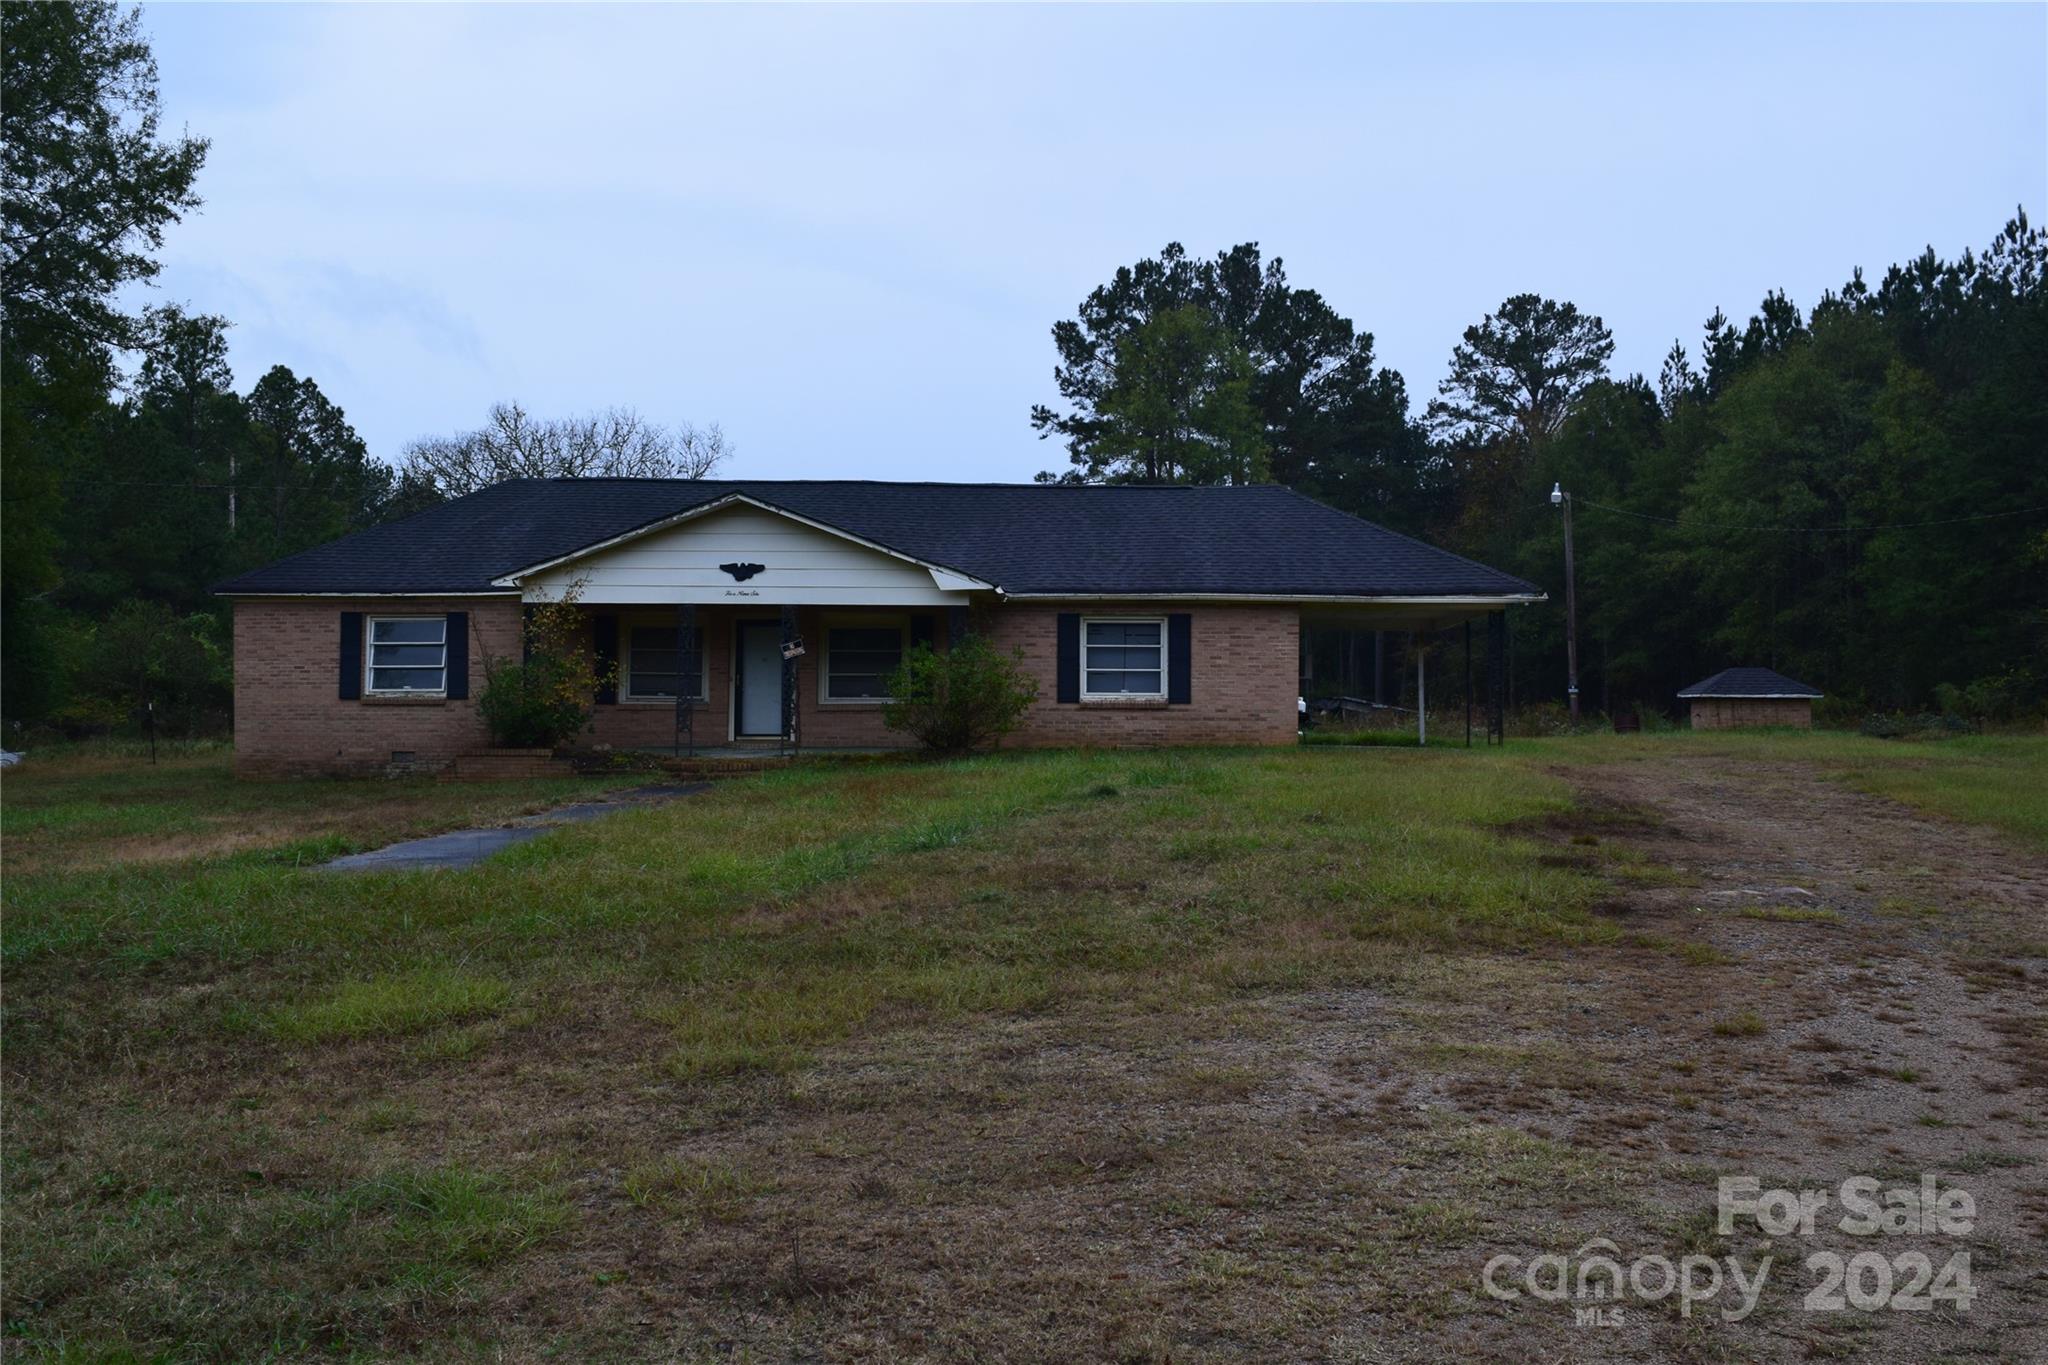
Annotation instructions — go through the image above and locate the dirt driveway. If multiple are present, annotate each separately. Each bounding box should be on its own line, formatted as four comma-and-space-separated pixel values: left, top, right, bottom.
1403, 753, 2048, 1362
448, 752, 2045, 1362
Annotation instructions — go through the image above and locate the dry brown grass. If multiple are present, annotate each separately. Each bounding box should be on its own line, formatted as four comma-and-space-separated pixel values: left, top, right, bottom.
5, 740, 2046, 1361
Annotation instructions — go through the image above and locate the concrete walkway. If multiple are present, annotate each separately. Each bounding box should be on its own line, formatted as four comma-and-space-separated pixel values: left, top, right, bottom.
320, 783, 709, 873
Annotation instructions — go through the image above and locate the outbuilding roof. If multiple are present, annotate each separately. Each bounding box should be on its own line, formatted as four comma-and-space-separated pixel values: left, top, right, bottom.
214, 479, 1543, 601
1677, 667, 1823, 699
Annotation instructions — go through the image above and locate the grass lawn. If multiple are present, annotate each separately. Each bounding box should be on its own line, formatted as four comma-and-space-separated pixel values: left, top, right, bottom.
0, 740, 645, 876
4, 733, 2044, 1359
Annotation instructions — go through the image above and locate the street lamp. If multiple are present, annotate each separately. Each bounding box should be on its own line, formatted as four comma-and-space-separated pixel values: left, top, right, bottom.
1550, 482, 1580, 727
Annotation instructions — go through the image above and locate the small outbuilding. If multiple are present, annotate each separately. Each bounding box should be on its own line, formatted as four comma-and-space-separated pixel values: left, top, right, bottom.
1677, 667, 1822, 730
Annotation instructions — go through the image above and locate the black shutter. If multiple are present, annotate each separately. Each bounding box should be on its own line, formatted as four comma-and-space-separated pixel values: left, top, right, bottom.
1167, 613, 1192, 705
1056, 613, 1080, 703
445, 611, 469, 700
521, 605, 537, 664
909, 613, 936, 652
593, 613, 618, 704
339, 612, 363, 700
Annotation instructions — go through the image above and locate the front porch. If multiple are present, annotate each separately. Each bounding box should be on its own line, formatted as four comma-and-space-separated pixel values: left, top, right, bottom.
504, 492, 987, 757
566, 602, 968, 758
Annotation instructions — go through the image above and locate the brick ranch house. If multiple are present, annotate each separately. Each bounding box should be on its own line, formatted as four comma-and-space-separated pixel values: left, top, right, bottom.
215, 480, 1541, 777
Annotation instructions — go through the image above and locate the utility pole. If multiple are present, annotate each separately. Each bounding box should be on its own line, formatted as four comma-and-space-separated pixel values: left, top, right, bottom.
1550, 482, 1580, 727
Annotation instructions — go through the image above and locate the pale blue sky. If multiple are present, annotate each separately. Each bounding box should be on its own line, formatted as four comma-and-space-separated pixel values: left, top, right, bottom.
142, 3, 2046, 481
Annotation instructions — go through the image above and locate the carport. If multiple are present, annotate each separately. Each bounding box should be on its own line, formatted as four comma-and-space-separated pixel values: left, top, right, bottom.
1299, 600, 1528, 746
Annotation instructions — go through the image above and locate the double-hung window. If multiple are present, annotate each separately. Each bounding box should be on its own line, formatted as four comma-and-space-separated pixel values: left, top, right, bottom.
366, 617, 448, 694
1082, 617, 1165, 698
625, 624, 706, 701
823, 623, 905, 702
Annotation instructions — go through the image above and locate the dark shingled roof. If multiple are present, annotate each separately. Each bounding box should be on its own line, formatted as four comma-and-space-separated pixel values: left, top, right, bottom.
214, 479, 1542, 600
1677, 667, 1823, 699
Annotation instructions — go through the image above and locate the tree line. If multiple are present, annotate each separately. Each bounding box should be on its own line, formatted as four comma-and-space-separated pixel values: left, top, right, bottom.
1033, 223, 2047, 721
1, 3, 725, 735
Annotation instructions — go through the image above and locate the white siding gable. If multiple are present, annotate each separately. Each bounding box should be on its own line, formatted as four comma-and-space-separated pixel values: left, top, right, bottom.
518, 504, 978, 606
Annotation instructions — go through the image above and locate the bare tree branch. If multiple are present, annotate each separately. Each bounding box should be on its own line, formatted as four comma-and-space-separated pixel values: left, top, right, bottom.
399, 403, 730, 497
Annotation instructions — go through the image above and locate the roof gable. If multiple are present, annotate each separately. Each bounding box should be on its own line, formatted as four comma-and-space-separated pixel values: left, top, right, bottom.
504, 496, 993, 605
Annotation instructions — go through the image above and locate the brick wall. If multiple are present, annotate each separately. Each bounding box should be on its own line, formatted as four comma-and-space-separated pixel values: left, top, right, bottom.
231, 597, 521, 778
987, 602, 1299, 748
1688, 697, 1813, 730
232, 598, 1299, 775
580, 603, 1297, 750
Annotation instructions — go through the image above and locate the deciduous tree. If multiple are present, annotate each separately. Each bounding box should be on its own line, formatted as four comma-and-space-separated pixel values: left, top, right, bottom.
400, 402, 728, 496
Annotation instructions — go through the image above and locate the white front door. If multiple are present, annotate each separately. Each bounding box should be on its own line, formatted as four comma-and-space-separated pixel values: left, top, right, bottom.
736, 622, 783, 737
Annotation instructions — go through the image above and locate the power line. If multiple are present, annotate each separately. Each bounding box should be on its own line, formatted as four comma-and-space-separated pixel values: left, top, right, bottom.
58, 477, 334, 491
1571, 497, 2048, 534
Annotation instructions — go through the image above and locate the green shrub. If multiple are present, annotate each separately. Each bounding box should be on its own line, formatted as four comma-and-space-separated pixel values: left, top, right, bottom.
1935, 670, 2041, 723
477, 653, 596, 749
1860, 711, 1974, 740
1812, 695, 1866, 730
475, 585, 612, 750
881, 635, 1038, 754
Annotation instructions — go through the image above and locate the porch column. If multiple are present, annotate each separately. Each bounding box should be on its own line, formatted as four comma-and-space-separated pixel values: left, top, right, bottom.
780, 605, 800, 754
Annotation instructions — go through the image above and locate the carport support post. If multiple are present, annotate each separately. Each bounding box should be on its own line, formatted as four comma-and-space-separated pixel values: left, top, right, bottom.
1486, 610, 1507, 746
1464, 619, 1472, 748
1417, 645, 1427, 746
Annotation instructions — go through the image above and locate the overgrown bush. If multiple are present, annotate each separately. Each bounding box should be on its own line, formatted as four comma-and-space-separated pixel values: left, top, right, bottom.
880, 635, 1037, 754
19, 600, 233, 740
475, 586, 612, 750
1859, 711, 1975, 740
1933, 670, 2041, 724
477, 654, 595, 749
1504, 701, 1578, 737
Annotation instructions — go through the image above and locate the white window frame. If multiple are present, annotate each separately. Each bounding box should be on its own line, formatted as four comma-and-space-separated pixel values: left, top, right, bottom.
364, 615, 448, 696
1081, 615, 1168, 701
622, 616, 708, 704
819, 615, 908, 705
